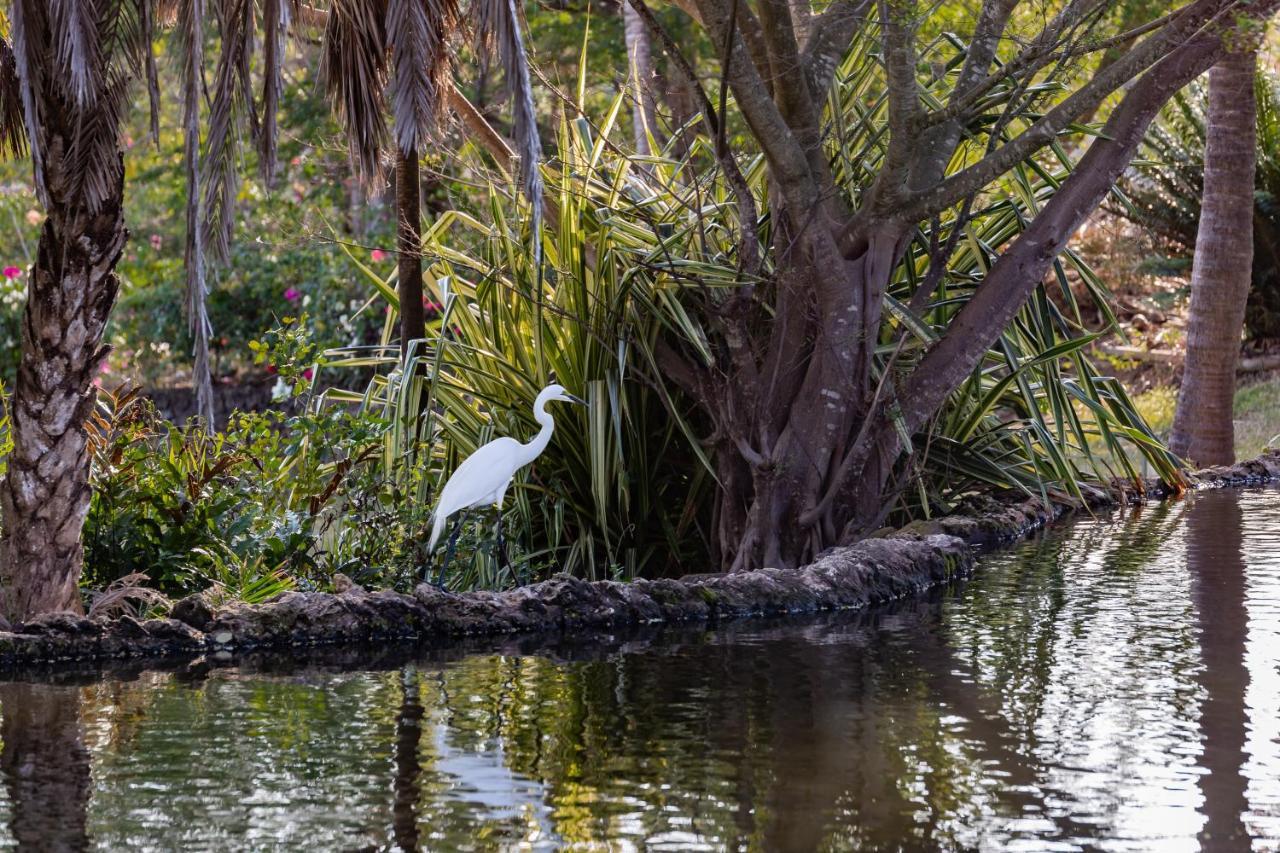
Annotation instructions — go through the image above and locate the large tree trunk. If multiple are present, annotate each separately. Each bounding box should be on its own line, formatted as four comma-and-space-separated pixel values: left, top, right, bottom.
685, 15, 1224, 572
1170, 48, 1258, 466
0, 115, 125, 621
396, 148, 426, 354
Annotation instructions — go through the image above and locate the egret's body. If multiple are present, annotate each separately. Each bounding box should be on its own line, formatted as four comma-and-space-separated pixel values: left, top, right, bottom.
427, 384, 584, 584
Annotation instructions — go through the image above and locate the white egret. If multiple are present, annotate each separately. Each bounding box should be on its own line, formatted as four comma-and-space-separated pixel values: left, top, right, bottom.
426, 383, 585, 586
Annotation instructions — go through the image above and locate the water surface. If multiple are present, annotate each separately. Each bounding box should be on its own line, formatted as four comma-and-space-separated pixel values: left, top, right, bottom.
2, 488, 1279, 850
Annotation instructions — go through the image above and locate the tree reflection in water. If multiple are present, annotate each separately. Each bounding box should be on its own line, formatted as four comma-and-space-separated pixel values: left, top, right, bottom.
0, 683, 90, 851
0, 488, 1274, 850
1188, 490, 1251, 849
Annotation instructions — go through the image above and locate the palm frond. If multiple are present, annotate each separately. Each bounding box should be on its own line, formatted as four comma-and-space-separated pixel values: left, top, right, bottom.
471, 0, 543, 247
177, 0, 215, 428
0, 38, 28, 159
11, 0, 49, 205
139, 0, 161, 144
203, 0, 253, 262
259, 0, 287, 186
385, 0, 456, 155
319, 0, 389, 184
49, 0, 101, 107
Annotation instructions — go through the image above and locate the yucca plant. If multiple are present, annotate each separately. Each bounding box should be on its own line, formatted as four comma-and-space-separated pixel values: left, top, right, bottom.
319, 96, 729, 584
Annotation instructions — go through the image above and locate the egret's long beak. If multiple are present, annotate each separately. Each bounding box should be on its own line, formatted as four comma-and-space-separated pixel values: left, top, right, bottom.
564, 393, 587, 406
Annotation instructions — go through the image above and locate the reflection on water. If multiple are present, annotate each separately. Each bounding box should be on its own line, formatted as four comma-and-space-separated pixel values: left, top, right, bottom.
0, 488, 1278, 851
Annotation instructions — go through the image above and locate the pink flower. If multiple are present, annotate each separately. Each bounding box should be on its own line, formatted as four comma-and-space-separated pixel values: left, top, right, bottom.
99, 362, 110, 374
284, 287, 301, 302
302, 367, 314, 381
3, 266, 21, 279
423, 298, 442, 319
371, 248, 388, 262
149, 234, 162, 250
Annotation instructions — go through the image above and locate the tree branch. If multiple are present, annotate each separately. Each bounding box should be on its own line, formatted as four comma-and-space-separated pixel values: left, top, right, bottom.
693, 0, 820, 211
870, 0, 1245, 234
900, 30, 1225, 435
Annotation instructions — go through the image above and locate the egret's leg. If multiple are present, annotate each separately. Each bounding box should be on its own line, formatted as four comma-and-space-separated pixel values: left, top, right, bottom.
436, 512, 469, 589
494, 515, 517, 585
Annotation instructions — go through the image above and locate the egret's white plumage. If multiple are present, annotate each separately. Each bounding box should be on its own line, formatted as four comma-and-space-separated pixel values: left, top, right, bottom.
428, 384, 584, 554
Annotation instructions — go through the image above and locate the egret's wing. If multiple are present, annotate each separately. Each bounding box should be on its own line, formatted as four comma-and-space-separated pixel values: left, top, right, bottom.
435, 437, 522, 514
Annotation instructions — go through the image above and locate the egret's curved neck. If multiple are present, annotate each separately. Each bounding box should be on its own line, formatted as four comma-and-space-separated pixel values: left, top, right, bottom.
518, 395, 555, 467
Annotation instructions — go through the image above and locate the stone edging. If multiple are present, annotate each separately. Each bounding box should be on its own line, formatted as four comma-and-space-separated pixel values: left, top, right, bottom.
0, 451, 1277, 672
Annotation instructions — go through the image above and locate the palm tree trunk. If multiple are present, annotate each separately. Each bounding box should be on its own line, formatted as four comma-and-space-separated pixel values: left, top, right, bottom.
1170, 47, 1258, 466
396, 148, 426, 354
0, 136, 124, 622
623, 0, 658, 156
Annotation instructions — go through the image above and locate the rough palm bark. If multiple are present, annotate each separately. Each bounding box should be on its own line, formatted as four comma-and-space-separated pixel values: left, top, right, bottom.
0, 27, 126, 619
1170, 46, 1258, 466
396, 148, 427, 351
0, 179, 123, 619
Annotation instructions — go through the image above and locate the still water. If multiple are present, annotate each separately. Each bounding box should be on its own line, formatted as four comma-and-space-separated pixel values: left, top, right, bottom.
1, 487, 1279, 851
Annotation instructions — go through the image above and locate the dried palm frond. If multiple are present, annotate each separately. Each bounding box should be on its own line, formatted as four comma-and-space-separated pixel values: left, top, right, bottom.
49, 0, 102, 107
204, 0, 254, 263
87, 573, 172, 619
259, 0, 288, 186
177, 0, 216, 428
0, 38, 27, 159
140, 0, 161, 144
63, 66, 131, 212
11, 0, 50, 205
319, 0, 389, 184
471, 0, 543, 251
385, 0, 457, 155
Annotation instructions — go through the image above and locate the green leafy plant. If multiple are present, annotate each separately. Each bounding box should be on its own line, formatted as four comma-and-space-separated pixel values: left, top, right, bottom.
83, 376, 396, 597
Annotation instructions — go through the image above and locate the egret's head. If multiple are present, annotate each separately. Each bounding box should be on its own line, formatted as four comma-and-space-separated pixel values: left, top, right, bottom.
542, 383, 586, 406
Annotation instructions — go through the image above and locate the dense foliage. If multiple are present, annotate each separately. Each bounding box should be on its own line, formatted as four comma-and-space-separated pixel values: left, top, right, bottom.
0, 0, 1244, 607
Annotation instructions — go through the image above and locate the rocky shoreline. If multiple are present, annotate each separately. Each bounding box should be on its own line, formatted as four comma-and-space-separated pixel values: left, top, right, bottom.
1, 451, 1277, 673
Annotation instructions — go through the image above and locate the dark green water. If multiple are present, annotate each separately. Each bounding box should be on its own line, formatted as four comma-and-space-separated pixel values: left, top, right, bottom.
2, 488, 1279, 851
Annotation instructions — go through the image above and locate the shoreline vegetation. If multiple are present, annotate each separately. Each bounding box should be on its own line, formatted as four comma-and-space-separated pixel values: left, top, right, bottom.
3, 451, 1275, 676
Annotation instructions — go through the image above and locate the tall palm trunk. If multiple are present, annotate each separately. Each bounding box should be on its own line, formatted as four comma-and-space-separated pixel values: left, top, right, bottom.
396, 148, 426, 353
1170, 47, 1258, 466
0, 102, 125, 621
